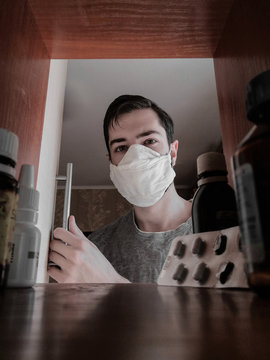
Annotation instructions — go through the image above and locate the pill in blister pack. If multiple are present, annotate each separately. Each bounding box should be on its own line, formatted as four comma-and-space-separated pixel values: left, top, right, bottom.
157, 226, 249, 288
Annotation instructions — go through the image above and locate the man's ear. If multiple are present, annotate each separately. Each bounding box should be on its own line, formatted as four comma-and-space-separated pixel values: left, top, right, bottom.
170, 140, 178, 166
106, 153, 111, 161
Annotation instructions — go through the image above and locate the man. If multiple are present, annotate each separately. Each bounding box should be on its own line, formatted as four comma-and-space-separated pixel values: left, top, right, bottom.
48, 95, 192, 283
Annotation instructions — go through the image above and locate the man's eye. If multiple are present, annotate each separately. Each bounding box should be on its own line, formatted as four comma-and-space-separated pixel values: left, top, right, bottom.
115, 145, 128, 153
144, 139, 157, 145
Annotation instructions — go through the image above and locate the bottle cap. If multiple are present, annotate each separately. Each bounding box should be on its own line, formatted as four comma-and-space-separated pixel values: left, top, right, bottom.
246, 69, 270, 124
197, 152, 227, 176
0, 128, 18, 164
19, 163, 34, 188
16, 165, 39, 223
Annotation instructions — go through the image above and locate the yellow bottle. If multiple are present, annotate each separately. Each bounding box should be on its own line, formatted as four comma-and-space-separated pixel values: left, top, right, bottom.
0, 128, 18, 288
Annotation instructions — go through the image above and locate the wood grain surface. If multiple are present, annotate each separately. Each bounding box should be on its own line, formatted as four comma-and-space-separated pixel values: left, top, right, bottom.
1, 284, 270, 360
214, 0, 270, 184
28, 0, 234, 58
0, 0, 50, 183
1, 0, 270, 189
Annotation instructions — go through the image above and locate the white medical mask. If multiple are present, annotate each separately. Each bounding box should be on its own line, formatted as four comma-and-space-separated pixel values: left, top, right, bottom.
110, 144, 176, 207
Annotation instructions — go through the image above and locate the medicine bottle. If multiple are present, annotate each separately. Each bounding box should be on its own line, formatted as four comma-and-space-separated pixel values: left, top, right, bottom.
7, 164, 41, 288
192, 152, 238, 233
233, 69, 270, 295
0, 128, 18, 288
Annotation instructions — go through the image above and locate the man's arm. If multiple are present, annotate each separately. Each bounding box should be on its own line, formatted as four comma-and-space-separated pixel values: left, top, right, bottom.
48, 215, 130, 283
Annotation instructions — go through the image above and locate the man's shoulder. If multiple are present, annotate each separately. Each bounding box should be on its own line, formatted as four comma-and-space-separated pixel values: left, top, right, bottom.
176, 216, 193, 235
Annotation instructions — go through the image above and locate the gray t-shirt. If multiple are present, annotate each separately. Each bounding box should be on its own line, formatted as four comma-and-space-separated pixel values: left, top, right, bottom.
89, 209, 192, 283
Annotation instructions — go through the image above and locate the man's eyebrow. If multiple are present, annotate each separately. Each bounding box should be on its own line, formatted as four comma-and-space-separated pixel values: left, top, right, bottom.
109, 138, 126, 147
136, 130, 161, 138
109, 130, 162, 147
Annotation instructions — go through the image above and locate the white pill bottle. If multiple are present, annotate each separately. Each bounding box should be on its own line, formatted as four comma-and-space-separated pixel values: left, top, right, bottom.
7, 164, 41, 287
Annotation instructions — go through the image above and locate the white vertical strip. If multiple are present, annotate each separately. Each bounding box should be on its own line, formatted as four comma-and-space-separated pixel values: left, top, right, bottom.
36, 59, 68, 283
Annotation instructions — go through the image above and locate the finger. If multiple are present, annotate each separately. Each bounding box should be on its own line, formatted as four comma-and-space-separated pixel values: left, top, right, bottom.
69, 215, 83, 237
50, 239, 74, 259
48, 250, 69, 270
48, 266, 68, 283
53, 227, 78, 246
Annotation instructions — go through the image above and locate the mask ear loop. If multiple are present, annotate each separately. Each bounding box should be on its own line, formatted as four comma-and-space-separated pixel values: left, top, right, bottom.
163, 144, 175, 194
168, 144, 174, 167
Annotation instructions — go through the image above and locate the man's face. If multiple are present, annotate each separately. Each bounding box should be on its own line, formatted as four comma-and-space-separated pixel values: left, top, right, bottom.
108, 108, 170, 165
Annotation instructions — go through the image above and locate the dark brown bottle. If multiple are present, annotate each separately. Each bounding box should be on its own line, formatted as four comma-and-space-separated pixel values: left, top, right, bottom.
233, 69, 270, 295
192, 152, 238, 233
0, 128, 18, 288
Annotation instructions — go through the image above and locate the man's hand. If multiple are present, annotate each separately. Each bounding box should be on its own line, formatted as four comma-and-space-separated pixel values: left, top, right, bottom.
48, 215, 130, 284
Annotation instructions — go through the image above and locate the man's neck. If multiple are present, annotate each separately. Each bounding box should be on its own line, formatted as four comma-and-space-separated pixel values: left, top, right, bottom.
133, 185, 192, 232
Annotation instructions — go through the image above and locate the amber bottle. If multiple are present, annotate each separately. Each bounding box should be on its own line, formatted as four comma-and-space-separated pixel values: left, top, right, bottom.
192, 152, 238, 233
233, 69, 270, 295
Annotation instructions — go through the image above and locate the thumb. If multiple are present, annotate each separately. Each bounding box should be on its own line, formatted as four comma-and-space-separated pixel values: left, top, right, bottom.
68, 215, 84, 236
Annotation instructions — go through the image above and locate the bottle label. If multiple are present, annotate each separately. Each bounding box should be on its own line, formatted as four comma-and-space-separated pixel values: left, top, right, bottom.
0, 190, 17, 266
8, 231, 40, 284
234, 163, 264, 268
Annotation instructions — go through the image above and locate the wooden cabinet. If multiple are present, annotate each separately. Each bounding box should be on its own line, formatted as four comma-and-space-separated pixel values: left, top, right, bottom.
214, 0, 270, 183
1, 0, 269, 184
0, 0, 50, 183
1, 2, 269, 280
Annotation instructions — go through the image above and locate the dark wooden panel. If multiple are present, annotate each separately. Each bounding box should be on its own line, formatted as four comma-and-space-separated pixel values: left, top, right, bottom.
55, 188, 131, 232
214, 0, 270, 185
0, 0, 50, 183
28, 0, 234, 58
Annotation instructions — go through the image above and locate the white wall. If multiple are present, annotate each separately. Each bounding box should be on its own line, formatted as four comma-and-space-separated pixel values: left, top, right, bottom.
36, 60, 67, 283
59, 59, 221, 187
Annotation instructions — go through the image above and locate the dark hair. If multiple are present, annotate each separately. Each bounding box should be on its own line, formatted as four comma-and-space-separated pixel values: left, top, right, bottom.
103, 95, 174, 155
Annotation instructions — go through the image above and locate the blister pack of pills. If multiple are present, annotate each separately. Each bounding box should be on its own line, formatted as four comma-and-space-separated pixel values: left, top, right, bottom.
157, 226, 249, 288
